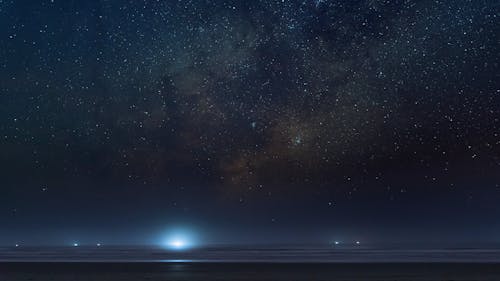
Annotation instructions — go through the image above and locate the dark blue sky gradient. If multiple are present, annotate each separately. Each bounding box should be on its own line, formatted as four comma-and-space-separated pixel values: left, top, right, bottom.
0, 0, 499, 246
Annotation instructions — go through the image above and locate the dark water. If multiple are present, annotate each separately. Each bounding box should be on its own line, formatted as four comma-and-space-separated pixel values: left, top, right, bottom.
3, 246, 500, 263
1, 262, 500, 281
2, 247, 500, 280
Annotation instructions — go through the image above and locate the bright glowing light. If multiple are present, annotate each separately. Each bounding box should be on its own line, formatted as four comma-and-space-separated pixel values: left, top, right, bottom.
169, 239, 186, 249
97, 243, 101, 247
73, 243, 79, 247
334, 241, 340, 245
161, 227, 198, 250
165, 235, 192, 250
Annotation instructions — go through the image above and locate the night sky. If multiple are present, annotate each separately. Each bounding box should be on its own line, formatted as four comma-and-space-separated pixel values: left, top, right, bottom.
1, 0, 499, 247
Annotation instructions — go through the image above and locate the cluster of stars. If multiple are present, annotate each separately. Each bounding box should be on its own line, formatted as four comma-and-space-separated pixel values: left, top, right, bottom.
0, 0, 498, 245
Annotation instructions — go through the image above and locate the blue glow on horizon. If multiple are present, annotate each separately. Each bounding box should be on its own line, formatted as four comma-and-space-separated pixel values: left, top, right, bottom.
161, 227, 198, 250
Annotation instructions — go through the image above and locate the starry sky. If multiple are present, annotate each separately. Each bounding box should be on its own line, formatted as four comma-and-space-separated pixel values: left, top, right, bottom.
1, 0, 499, 247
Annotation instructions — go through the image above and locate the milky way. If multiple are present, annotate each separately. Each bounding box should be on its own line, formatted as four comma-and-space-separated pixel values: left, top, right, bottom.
0, 0, 499, 245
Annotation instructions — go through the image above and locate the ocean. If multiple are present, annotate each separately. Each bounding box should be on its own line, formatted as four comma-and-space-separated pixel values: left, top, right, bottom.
1, 246, 499, 280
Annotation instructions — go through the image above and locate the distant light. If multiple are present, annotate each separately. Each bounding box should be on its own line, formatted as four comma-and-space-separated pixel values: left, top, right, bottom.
356, 241, 360, 245
162, 228, 197, 250
334, 241, 340, 245
15, 244, 19, 247
73, 243, 79, 247
97, 243, 101, 247
169, 240, 186, 249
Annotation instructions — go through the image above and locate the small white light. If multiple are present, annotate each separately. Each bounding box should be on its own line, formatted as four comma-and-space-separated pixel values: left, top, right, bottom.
97, 243, 101, 247
356, 241, 360, 245
334, 241, 340, 245
162, 228, 197, 250
73, 243, 79, 247
15, 244, 19, 247
169, 240, 185, 249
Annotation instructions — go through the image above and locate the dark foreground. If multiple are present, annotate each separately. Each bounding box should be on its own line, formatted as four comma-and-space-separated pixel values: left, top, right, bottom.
1, 262, 500, 281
